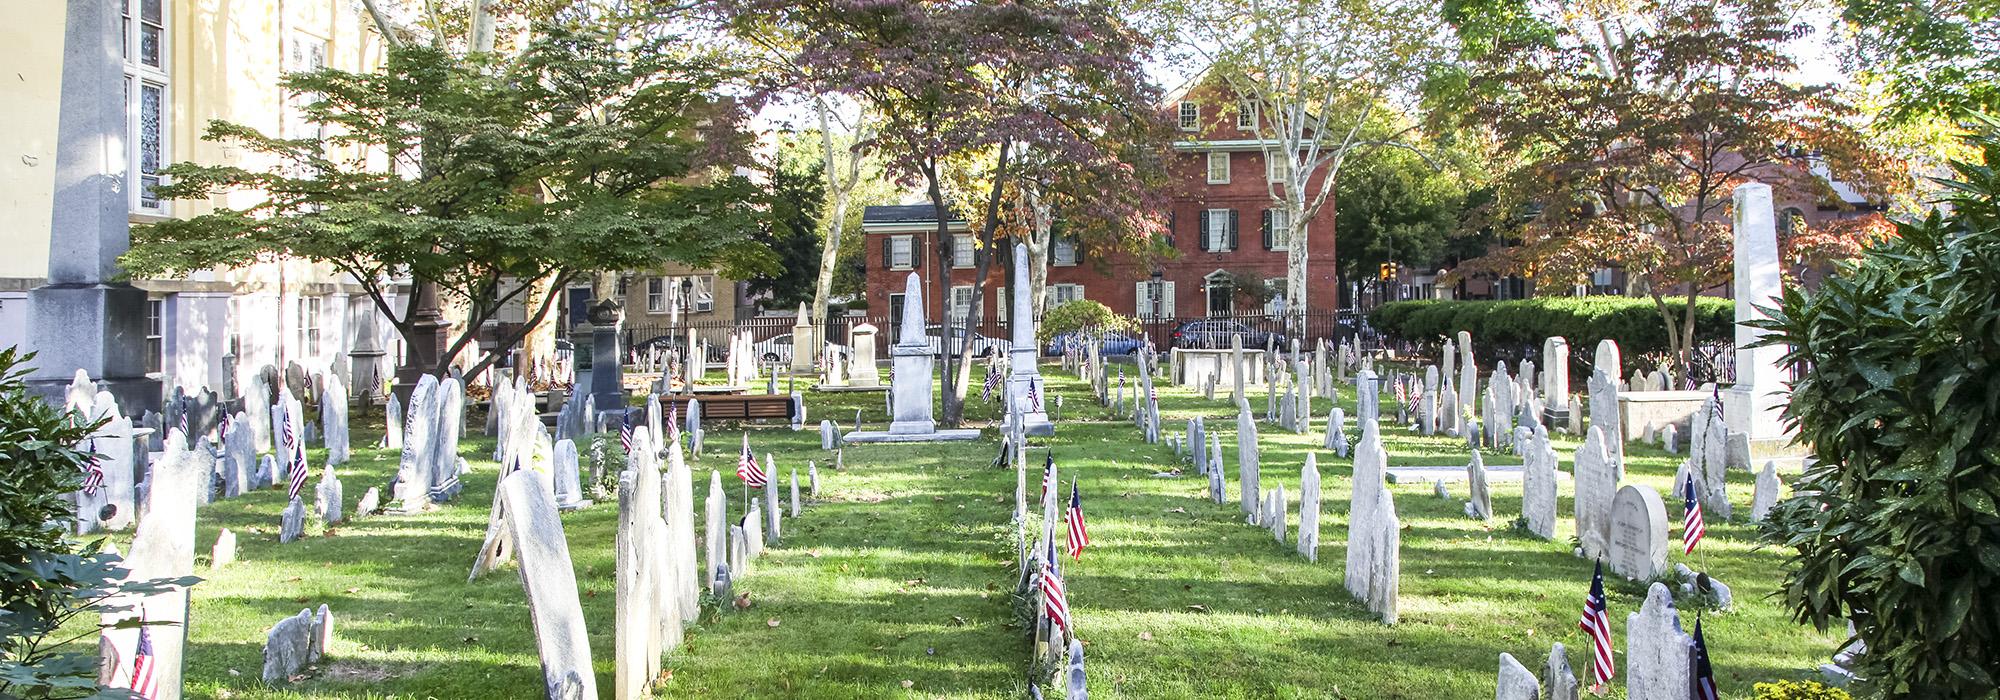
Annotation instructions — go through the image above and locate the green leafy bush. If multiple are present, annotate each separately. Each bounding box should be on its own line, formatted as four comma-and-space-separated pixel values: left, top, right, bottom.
1038, 300, 1139, 345
0, 348, 197, 698
1754, 122, 2000, 699
1367, 297, 1734, 371
1753, 680, 1854, 700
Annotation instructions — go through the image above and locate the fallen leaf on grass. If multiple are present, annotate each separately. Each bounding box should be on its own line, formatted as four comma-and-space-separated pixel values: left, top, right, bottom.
344, 587, 359, 594
1138, 631, 1153, 641
1167, 507, 1187, 514
1187, 604, 1208, 613
949, 616, 967, 627
901, 680, 915, 689
733, 594, 753, 611
767, 618, 782, 628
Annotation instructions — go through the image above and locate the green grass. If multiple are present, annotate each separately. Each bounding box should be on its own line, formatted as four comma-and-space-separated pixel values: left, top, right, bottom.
156, 362, 1837, 698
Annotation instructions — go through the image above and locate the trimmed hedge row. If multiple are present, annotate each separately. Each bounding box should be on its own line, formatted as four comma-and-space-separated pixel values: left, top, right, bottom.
1367, 297, 1735, 366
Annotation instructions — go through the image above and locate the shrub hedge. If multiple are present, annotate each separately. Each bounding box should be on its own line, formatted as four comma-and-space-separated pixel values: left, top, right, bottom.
1367, 297, 1736, 367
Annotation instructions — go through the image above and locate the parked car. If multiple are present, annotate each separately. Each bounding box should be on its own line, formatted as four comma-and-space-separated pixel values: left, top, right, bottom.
756, 332, 849, 366
1043, 330, 1145, 357
920, 324, 1011, 359
1170, 319, 1285, 350
630, 334, 725, 363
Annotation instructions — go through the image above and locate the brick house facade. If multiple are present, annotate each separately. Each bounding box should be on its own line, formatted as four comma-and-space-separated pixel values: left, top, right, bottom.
860, 79, 1339, 337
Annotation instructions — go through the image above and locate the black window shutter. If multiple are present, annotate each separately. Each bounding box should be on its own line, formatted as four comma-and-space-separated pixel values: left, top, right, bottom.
1228, 210, 1240, 251
1261, 209, 1273, 250
883, 236, 893, 268
1197, 210, 1211, 252
1167, 211, 1177, 248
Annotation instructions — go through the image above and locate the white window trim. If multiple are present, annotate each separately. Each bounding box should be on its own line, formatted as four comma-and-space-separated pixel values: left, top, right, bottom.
952, 234, 975, 268
1265, 277, 1288, 315
1178, 101, 1198, 131
1267, 154, 1290, 183
1204, 271, 1235, 316
691, 275, 715, 313
1206, 152, 1231, 184
1237, 100, 1256, 129
1269, 208, 1292, 252
948, 285, 975, 322
145, 298, 164, 375
646, 277, 668, 313
890, 235, 914, 270
125, 0, 171, 216
1205, 208, 1231, 252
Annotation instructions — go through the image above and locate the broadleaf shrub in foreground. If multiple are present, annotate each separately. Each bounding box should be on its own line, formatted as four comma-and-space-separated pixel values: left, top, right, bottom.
1754, 119, 2000, 699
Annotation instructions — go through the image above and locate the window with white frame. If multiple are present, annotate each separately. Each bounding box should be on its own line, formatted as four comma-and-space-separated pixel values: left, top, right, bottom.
285, 33, 328, 141
1237, 100, 1256, 129
1206, 152, 1230, 184
995, 287, 1008, 323
1267, 154, 1290, 183
300, 296, 323, 357
889, 235, 914, 270
124, 0, 169, 214
1204, 271, 1234, 316
1205, 208, 1231, 251
1052, 236, 1079, 266
646, 277, 668, 313
1178, 101, 1198, 130
952, 234, 975, 268
1047, 283, 1085, 307
948, 285, 975, 322
1269, 208, 1292, 251
1134, 281, 1175, 318
145, 298, 164, 374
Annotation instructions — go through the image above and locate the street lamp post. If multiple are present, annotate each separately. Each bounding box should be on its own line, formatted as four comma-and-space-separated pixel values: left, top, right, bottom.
1150, 268, 1164, 346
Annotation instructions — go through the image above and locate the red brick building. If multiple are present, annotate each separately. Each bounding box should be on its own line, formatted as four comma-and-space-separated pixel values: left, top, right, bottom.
860, 79, 1340, 338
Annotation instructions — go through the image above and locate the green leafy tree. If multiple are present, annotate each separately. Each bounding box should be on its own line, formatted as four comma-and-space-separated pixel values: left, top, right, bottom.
1841, 0, 1999, 124
1038, 300, 1140, 346
124, 22, 772, 380
744, 158, 828, 311
0, 349, 197, 698
1446, 0, 1907, 370
1754, 120, 2000, 699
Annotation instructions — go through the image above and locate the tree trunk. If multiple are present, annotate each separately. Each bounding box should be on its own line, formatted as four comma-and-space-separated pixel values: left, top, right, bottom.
1284, 196, 1309, 340
1025, 190, 1052, 319
923, 165, 962, 427
808, 100, 857, 362
948, 141, 1013, 421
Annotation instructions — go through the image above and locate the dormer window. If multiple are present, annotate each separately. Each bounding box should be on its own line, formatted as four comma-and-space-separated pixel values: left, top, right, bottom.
1237, 100, 1256, 129
1178, 101, 1199, 130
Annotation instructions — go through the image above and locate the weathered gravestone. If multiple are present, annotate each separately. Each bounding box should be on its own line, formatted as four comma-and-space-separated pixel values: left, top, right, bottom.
1607, 485, 1670, 581
1464, 450, 1492, 521
1236, 409, 1260, 521
1546, 642, 1580, 700
1573, 426, 1617, 559
499, 468, 599, 699
100, 436, 206, 699
316, 465, 344, 525
614, 468, 662, 699
280, 498, 305, 543
1298, 453, 1321, 562
1496, 652, 1540, 700
1522, 430, 1559, 540
1751, 461, 1780, 522
211, 529, 236, 569
1625, 583, 1694, 700
262, 607, 319, 683
322, 374, 350, 466
552, 439, 589, 511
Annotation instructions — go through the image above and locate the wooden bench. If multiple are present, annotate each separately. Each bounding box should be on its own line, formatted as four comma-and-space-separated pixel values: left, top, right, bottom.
657, 394, 796, 421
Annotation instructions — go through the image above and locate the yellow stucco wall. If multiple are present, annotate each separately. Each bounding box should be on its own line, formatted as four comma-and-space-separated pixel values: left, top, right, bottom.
0, 0, 385, 286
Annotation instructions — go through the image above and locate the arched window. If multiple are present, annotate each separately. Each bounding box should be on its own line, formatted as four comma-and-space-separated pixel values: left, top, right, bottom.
1204, 270, 1235, 317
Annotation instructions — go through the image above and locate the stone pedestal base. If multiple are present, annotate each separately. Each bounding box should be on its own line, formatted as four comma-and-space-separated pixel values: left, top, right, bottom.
813, 384, 887, 393
842, 428, 982, 444
1722, 385, 1798, 468
25, 283, 159, 411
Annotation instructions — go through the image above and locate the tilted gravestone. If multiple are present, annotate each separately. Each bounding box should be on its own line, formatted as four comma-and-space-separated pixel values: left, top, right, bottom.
1573, 426, 1617, 559
1236, 409, 1260, 521
499, 469, 599, 699
1547, 642, 1580, 700
1464, 450, 1492, 521
1496, 652, 1540, 700
1297, 453, 1321, 562
1625, 582, 1694, 700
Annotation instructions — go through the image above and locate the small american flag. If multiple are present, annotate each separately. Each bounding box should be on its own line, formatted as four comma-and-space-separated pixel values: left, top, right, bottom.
736, 433, 767, 488
129, 621, 158, 699
1066, 478, 1090, 560
80, 438, 104, 495
619, 413, 636, 454
286, 407, 308, 501
1682, 477, 1706, 555
1579, 560, 1615, 687
982, 364, 1000, 402
217, 411, 232, 442
1028, 378, 1043, 412
1692, 618, 1720, 700
667, 404, 680, 442
1040, 546, 1071, 632
175, 398, 189, 441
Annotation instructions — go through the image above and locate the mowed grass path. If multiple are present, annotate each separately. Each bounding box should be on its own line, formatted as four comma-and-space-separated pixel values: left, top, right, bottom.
167, 363, 1839, 698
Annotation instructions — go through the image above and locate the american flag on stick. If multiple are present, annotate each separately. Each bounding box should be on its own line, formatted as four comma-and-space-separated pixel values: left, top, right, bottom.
1682, 477, 1706, 555
286, 406, 308, 500
1066, 478, 1090, 560
129, 616, 158, 699
1041, 452, 1055, 500
982, 364, 1000, 402
1028, 378, 1043, 412
619, 412, 636, 454
1578, 560, 1616, 688
1040, 544, 1071, 632
175, 398, 189, 441
80, 438, 104, 495
1692, 618, 1721, 700
736, 433, 768, 488
667, 403, 680, 442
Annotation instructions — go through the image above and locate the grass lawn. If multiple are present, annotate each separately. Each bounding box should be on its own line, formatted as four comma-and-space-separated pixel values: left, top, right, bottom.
156, 361, 1838, 698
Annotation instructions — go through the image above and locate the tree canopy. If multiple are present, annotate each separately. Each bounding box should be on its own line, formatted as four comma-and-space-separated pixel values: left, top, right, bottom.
1446, 0, 1908, 367
125, 22, 773, 379
1841, 0, 1999, 124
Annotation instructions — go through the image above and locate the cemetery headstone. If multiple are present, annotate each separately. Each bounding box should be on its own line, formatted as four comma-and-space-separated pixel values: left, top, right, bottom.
1236, 409, 1260, 520
1574, 426, 1616, 559
211, 529, 236, 569
497, 469, 599, 700
1625, 583, 1695, 700
1547, 642, 1580, 700
1496, 652, 1540, 700
1751, 461, 1779, 522
262, 608, 317, 684
1607, 484, 1670, 581
1465, 450, 1492, 521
